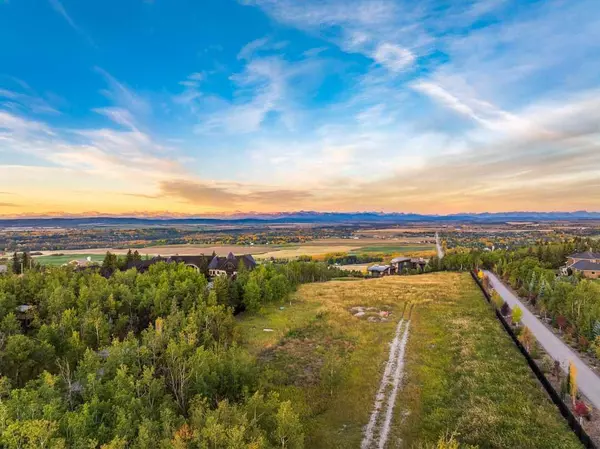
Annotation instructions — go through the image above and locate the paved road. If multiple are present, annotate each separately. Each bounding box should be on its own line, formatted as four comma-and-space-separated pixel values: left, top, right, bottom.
485, 271, 600, 409
435, 232, 444, 259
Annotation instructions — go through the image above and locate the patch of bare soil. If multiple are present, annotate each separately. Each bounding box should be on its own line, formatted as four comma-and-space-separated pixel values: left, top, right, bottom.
350, 305, 393, 323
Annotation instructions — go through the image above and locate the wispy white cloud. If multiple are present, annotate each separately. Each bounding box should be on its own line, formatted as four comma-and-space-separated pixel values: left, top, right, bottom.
372, 43, 415, 72
189, 52, 324, 134
48, 0, 96, 46
237, 37, 288, 60
95, 67, 151, 117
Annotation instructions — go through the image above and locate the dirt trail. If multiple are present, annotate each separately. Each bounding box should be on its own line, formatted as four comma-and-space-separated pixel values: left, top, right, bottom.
361, 318, 411, 449
378, 321, 410, 449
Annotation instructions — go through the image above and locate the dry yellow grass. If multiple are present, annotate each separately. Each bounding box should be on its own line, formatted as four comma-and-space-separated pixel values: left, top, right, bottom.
238, 273, 582, 449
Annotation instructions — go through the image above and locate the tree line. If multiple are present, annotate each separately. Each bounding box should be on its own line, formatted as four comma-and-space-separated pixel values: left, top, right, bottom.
0, 258, 343, 448
430, 237, 600, 351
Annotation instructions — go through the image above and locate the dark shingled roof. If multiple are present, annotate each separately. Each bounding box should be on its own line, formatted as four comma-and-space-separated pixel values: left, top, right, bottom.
125, 256, 169, 273
208, 253, 256, 272
570, 251, 600, 260
571, 260, 600, 271
368, 264, 390, 272
170, 255, 213, 268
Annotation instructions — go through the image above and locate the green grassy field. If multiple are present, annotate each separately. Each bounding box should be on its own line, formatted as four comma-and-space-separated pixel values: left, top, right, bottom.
237, 273, 581, 449
351, 244, 435, 254
34, 254, 106, 266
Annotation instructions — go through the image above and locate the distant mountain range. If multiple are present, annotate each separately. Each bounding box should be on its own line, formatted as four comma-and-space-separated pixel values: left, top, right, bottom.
1, 211, 599, 228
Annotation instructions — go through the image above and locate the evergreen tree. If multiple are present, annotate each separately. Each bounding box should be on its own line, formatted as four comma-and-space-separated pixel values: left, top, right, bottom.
11, 252, 20, 274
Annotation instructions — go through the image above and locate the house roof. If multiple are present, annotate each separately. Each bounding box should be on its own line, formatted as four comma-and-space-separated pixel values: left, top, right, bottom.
390, 257, 411, 264
571, 260, 600, 272
570, 251, 600, 260
125, 256, 168, 272
170, 255, 213, 268
368, 264, 390, 272
208, 253, 256, 272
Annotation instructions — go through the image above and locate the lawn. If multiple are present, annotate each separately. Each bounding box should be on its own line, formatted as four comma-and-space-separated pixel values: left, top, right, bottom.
236, 273, 581, 449
34, 253, 106, 266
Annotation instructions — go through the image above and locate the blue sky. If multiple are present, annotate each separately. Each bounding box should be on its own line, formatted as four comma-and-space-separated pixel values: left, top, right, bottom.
0, 0, 599, 216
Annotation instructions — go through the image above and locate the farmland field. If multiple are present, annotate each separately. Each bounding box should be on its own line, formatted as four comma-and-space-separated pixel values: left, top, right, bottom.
237, 273, 581, 448
34, 238, 435, 261
351, 244, 435, 253
34, 253, 106, 266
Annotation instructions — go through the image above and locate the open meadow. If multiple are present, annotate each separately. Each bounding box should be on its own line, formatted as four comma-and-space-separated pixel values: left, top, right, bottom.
237, 272, 581, 449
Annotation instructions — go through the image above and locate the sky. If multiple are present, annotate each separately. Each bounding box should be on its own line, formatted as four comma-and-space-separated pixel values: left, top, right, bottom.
0, 0, 599, 217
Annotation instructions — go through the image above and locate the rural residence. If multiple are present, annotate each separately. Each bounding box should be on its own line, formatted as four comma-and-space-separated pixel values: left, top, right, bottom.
565, 251, 600, 279
367, 265, 392, 277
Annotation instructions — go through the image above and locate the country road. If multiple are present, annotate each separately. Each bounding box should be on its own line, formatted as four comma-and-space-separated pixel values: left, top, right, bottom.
435, 232, 444, 259
485, 270, 600, 410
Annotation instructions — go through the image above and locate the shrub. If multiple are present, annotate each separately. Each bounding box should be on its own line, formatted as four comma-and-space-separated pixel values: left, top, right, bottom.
560, 378, 569, 401
556, 315, 567, 332
574, 400, 591, 422
491, 291, 503, 309
511, 306, 523, 326
518, 326, 534, 352
539, 355, 554, 374
500, 302, 510, 317
564, 326, 575, 339
593, 336, 600, 359
578, 335, 590, 351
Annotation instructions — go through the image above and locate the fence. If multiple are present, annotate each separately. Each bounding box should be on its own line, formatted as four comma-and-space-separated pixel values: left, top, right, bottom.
470, 271, 597, 449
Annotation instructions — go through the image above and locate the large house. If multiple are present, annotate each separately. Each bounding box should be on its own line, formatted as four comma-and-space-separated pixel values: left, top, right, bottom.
207, 253, 256, 277
565, 251, 600, 279
390, 257, 428, 273
368, 256, 430, 278
126, 253, 256, 278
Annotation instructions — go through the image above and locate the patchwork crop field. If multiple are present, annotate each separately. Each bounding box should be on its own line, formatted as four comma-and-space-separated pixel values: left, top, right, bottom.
237, 273, 581, 449
34, 238, 436, 261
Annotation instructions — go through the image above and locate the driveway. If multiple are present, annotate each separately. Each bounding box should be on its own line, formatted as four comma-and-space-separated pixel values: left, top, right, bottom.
485, 271, 600, 410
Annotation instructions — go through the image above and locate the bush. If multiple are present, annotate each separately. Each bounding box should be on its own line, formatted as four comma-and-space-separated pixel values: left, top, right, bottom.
491, 291, 503, 310
539, 355, 554, 374
593, 336, 600, 359
578, 335, 590, 351
556, 315, 567, 331
511, 306, 523, 326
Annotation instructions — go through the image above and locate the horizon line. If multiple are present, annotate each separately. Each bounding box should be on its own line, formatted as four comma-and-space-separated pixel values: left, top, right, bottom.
0, 210, 599, 220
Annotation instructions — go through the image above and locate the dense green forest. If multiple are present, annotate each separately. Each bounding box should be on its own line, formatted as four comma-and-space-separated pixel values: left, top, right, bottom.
429, 237, 600, 348
0, 260, 341, 448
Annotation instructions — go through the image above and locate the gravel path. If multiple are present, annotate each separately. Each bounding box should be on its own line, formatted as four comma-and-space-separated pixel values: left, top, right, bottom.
362, 319, 411, 449
485, 270, 600, 410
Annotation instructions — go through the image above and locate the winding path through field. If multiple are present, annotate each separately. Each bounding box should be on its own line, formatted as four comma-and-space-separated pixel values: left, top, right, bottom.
485, 271, 600, 410
361, 318, 411, 449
